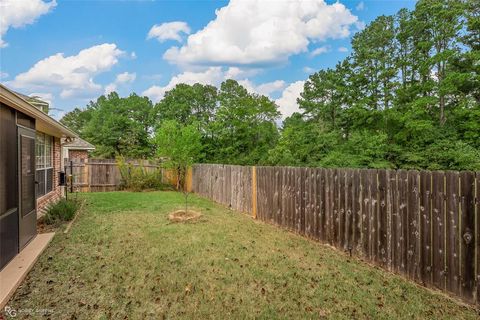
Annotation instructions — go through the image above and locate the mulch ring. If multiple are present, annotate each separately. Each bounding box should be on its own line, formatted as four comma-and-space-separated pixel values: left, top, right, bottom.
168, 209, 202, 223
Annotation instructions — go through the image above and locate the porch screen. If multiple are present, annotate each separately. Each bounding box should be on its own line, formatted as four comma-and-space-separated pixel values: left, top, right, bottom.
36, 133, 53, 198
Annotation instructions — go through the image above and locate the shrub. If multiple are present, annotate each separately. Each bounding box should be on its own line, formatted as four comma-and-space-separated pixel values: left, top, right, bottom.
117, 158, 173, 192
44, 198, 80, 225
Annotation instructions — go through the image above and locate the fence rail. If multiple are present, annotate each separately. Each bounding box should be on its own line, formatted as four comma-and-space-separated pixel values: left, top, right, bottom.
191, 164, 480, 305
66, 158, 161, 192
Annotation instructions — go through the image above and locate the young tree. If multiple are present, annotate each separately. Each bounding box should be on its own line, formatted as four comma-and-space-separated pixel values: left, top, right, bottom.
154, 120, 202, 212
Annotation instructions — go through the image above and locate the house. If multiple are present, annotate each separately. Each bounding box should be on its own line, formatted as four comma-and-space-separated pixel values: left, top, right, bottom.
62, 137, 95, 163
0, 84, 77, 270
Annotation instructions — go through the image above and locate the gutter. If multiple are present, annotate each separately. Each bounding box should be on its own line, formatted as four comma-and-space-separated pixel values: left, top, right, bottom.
0, 84, 78, 138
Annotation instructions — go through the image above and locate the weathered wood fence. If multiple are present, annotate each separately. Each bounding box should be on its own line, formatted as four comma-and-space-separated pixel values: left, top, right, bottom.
66, 158, 161, 192
192, 164, 480, 305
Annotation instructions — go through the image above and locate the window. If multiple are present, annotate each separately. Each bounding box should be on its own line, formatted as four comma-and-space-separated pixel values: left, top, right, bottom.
36, 132, 53, 198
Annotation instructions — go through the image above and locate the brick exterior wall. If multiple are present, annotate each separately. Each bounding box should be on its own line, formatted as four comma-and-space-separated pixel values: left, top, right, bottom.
68, 149, 89, 162
37, 136, 63, 218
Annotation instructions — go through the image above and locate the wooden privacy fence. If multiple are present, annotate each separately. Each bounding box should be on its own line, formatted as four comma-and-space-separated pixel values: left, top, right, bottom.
192, 164, 480, 305
66, 158, 161, 192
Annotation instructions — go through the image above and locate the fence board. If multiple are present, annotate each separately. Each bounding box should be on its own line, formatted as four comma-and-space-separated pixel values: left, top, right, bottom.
361, 170, 371, 258
390, 171, 399, 272
353, 169, 362, 254
407, 170, 421, 281
318, 169, 326, 242
420, 171, 433, 286
310, 169, 317, 239
290, 167, 296, 231
269, 167, 274, 223
312, 169, 318, 238
432, 171, 446, 290
259, 167, 265, 221
325, 169, 333, 245
304, 168, 311, 237
275, 167, 282, 225
386, 170, 395, 270
294, 168, 299, 231
378, 169, 388, 267
476, 172, 479, 306
445, 171, 460, 295
315, 169, 322, 240
345, 169, 354, 252
397, 170, 408, 275
369, 169, 378, 261
460, 171, 475, 302
338, 169, 346, 249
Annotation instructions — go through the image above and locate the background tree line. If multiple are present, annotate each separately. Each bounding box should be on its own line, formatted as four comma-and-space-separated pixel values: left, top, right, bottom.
61, 0, 480, 170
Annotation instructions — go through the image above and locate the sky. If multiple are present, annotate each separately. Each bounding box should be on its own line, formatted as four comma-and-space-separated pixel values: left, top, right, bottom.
0, 0, 416, 120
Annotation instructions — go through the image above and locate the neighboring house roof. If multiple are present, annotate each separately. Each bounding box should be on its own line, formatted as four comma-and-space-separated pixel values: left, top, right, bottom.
0, 84, 77, 138
14, 91, 49, 113
62, 137, 96, 151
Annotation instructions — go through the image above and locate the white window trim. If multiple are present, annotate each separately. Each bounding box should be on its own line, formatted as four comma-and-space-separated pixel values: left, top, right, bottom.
36, 132, 54, 197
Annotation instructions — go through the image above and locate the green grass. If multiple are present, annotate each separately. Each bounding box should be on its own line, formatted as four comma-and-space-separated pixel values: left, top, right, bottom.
9, 191, 478, 319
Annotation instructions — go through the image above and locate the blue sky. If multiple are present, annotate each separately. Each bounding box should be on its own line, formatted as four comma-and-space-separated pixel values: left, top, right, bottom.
0, 0, 416, 119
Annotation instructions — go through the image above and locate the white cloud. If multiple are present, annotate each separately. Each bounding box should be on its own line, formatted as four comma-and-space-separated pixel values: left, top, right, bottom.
115, 72, 136, 83
224, 67, 260, 79
0, 0, 56, 48
356, 1, 365, 11
147, 21, 190, 43
237, 79, 286, 96
338, 46, 348, 52
10, 43, 125, 99
275, 80, 305, 118
310, 45, 330, 57
104, 72, 136, 94
163, 0, 361, 66
303, 66, 315, 74
131, 52, 137, 59
0, 71, 8, 79
104, 83, 117, 95
256, 80, 286, 96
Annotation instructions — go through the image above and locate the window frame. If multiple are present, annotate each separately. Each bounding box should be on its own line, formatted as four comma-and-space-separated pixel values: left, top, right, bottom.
35, 132, 54, 198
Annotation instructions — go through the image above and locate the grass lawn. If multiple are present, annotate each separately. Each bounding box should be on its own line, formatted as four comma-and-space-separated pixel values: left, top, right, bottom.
8, 191, 478, 319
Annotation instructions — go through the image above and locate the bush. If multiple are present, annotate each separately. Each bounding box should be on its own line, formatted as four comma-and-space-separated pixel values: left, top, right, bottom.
117, 158, 173, 192
44, 198, 80, 225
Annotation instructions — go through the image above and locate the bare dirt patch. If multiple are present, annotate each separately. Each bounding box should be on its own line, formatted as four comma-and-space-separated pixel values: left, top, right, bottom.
37, 218, 57, 233
168, 209, 202, 222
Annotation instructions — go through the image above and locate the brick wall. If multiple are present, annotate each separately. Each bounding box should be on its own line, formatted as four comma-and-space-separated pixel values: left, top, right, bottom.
37, 136, 63, 217
68, 149, 89, 162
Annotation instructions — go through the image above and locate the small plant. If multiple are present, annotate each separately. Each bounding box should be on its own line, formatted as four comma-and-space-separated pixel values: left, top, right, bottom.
44, 198, 80, 225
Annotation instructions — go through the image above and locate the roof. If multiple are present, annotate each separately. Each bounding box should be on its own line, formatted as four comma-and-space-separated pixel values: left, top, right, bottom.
62, 137, 96, 150
14, 91, 50, 113
0, 83, 77, 138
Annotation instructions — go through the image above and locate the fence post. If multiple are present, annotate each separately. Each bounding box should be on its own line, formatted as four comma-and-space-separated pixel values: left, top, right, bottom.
84, 158, 90, 192
70, 160, 73, 193
252, 166, 257, 219
186, 166, 193, 192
